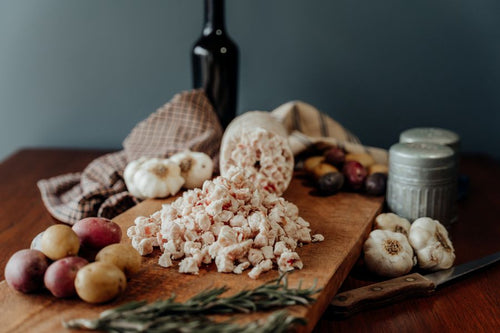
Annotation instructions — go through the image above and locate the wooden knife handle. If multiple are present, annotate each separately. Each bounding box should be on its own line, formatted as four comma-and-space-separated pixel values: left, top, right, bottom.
329, 273, 436, 319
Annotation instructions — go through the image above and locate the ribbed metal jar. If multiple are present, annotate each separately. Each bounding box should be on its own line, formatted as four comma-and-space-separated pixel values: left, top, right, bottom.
386, 142, 457, 227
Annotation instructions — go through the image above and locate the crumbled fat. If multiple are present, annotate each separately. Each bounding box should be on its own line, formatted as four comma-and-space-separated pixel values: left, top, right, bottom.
312, 234, 325, 243
127, 170, 324, 279
278, 251, 303, 272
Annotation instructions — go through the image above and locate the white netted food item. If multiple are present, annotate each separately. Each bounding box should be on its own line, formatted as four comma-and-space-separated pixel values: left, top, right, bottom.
127, 170, 323, 279
219, 111, 294, 196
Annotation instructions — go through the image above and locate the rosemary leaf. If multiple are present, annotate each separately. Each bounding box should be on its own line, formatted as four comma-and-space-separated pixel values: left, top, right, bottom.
66, 311, 305, 333
64, 273, 320, 332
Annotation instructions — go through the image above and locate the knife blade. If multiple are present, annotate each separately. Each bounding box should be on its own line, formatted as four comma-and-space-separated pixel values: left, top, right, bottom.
329, 251, 500, 318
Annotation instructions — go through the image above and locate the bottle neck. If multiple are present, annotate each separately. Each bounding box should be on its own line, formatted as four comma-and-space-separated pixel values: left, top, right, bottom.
203, 0, 226, 36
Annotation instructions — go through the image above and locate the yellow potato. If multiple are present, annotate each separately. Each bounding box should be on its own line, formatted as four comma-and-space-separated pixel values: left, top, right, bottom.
75, 262, 126, 304
304, 156, 325, 173
95, 243, 142, 277
345, 153, 376, 168
40, 225, 80, 261
313, 163, 339, 180
368, 163, 389, 175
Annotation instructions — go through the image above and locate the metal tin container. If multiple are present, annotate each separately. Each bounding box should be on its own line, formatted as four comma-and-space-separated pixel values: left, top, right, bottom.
386, 142, 457, 227
399, 127, 460, 155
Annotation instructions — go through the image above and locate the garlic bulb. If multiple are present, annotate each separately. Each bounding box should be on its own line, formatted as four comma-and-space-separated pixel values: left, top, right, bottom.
374, 213, 411, 237
169, 151, 213, 189
124, 157, 185, 199
409, 217, 455, 271
363, 229, 414, 277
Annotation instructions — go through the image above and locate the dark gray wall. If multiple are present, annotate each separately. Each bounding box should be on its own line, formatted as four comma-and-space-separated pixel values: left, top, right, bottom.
1, 0, 499, 161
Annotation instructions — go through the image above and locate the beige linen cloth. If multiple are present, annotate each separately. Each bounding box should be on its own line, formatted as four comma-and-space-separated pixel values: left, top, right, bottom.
38, 92, 387, 225
272, 101, 388, 164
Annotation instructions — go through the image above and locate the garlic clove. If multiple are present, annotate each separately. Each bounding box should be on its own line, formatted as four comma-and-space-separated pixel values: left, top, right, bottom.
170, 151, 214, 189
409, 217, 455, 271
363, 229, 414, 277
374, 213, 411, 236
124, 157, 149, 199
164, 172, 186, 196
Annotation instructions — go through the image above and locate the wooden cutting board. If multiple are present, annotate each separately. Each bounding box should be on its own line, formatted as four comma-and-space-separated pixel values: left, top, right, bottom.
0, 175, 383, 333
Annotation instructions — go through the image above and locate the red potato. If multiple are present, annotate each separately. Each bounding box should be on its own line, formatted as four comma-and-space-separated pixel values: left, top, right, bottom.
72, 217, 122, 250
365, 172, 388, 196
44, 256, 88, 298
323, 147, 346, 167
342, 160, 368, 191
5, 249, 49, 293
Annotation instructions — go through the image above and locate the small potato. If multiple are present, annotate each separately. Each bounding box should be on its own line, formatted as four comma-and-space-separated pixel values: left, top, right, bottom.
343, 161, 368, 191
75, 262, 126, 304
72, 217, 122, 250
317, 172, 344, 196
304, 156, 325, 174
44, 256, 88, 298
5, 249, 49, 293
41, 225, 80, 261
95, 243, 142, 277
365, 173, 388, 196
313, 163, 338, 180
345, 153, 376, 168
323, 147, 346, 167
368, 164, 389, 175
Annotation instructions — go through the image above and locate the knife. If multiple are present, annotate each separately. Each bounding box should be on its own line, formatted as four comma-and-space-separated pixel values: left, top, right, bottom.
329, 251, 500, 318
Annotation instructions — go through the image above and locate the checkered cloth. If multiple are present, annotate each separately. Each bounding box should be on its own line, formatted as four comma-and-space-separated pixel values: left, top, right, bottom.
38, 90, 222, 224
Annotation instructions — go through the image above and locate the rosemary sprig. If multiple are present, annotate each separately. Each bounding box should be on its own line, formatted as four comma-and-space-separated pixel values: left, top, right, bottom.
66, 310, 306, 333
64, 273, 320, 332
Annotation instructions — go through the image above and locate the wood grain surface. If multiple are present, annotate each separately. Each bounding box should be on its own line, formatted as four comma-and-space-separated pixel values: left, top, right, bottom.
1, 149, 499, 332
0, 157, 383, 333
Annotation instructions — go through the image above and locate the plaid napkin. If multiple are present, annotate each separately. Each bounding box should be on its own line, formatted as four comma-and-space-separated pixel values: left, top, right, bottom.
272, 101, 388, 164
38, 90, 222, 224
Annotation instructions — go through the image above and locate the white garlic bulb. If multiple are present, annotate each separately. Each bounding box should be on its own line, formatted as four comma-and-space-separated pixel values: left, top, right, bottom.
124, 157, 185, 199
363, 229, 414, 277
169, 151, 213, 189
409, 217, 455, 271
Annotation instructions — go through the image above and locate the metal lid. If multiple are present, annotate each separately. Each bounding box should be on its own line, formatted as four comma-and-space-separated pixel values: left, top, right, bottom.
389, 142, 456, 184
399, 127, 460, 153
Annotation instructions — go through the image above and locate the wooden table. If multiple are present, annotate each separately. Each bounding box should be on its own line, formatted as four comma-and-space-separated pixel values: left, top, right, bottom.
1, 148, 499, 332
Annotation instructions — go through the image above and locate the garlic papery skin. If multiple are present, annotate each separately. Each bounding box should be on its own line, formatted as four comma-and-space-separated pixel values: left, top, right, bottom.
374, 213, 411, 237
364, 230, 414, 277
124, 157, 185, 199
169, 151, 213, 189
409, 217, 455, 271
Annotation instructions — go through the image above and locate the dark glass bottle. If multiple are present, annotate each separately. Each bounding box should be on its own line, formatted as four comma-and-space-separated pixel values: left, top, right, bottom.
192, 0, 239, 128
